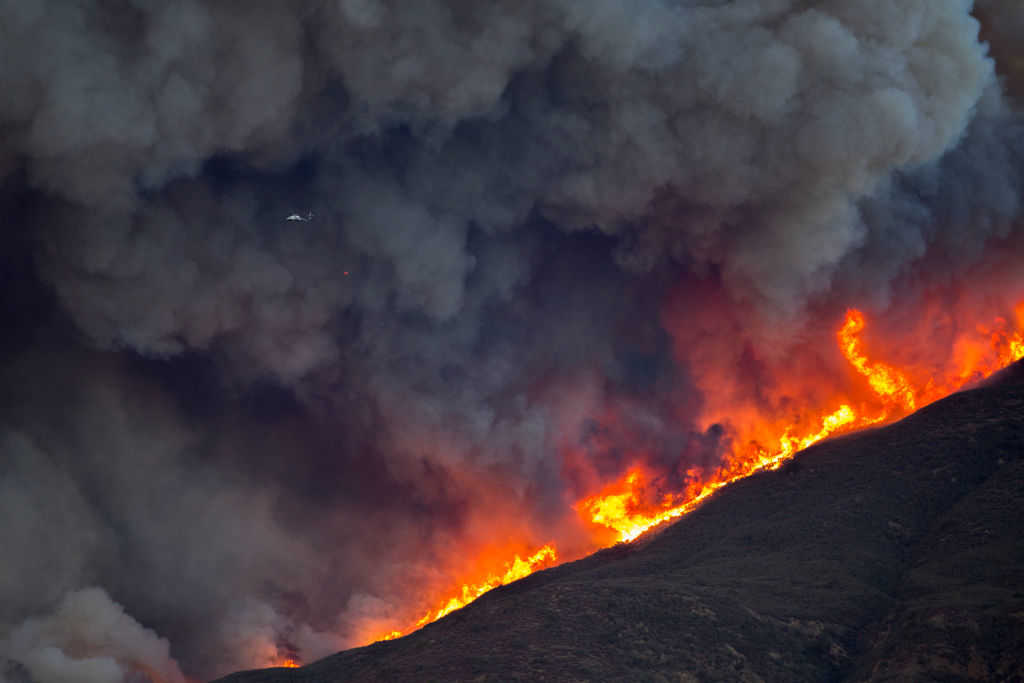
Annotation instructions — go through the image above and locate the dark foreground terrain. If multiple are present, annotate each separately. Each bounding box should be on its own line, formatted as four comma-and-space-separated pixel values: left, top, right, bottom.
216, 362, 1024, 682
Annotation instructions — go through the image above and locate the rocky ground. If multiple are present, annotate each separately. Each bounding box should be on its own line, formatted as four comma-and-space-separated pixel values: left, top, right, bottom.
215, 361, 1024, 682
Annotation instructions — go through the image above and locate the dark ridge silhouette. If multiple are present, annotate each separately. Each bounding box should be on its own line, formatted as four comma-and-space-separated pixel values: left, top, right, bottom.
215, 360, 1024, 682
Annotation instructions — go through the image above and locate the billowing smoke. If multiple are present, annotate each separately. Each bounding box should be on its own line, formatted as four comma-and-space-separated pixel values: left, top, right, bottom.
1, 588, 185, 683
1, 0, 1023, 680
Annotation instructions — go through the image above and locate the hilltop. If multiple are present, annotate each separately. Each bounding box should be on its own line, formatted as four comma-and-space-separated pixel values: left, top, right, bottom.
215, 361, 1024, 682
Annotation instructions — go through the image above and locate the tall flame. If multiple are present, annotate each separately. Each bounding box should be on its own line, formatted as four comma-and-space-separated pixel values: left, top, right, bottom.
356, 302, 1024, 647
838, 309, 917, 412
579, 305, 1024, 543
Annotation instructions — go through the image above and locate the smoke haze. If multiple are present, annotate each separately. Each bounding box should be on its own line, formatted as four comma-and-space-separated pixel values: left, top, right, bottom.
1, 1, 1023, 680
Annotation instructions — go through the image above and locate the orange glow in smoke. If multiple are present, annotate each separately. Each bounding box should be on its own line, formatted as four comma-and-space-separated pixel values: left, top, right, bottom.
274, 657, 301, 668
579, 305, 1024, 543
354, 301, 1024, 647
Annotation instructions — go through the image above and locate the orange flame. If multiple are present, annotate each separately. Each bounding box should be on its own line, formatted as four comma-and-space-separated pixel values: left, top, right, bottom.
411, 545, 557, 628
579, 305, 1024, 543
838, 309, 916, 412
362, 544, 557, 644
354, 301, 1024, 648
575, 401, 872, 543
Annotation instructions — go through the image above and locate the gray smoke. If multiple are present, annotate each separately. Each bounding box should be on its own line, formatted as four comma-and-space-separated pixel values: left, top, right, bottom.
1, 0, 1023, 679
1, 587, 185, 683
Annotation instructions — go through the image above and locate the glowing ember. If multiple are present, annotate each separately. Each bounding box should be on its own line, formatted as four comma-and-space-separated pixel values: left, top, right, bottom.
275, 657, 301, 669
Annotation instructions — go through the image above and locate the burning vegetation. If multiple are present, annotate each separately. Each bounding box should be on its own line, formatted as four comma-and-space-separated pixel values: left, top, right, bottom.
2, 1, 1024, 681
350, 302, 1024, 649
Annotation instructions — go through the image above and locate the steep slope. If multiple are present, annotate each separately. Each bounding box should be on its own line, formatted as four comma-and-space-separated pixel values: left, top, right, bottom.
215, 362, 1024, 682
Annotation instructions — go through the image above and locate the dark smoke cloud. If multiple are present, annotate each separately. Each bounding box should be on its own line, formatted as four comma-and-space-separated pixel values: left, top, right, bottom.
1, 1, 1023, 680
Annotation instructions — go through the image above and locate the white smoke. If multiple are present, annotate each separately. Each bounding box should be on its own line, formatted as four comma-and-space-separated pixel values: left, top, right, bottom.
1, 588, 184, 683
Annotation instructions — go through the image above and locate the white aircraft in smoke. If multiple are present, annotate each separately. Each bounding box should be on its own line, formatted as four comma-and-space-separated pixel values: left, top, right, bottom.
285, 211, 314, 222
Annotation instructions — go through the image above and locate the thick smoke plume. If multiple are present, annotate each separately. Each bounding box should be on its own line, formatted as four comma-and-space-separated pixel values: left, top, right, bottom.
1, 0, 1023, 680
1, 587, 185, 683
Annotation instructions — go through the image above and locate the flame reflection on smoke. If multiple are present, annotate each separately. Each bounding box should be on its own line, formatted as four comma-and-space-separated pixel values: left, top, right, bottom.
357, 302, 1024, 644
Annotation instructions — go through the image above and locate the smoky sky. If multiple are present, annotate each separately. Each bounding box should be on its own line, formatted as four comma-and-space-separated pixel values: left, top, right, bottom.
2, 1, 1023, 681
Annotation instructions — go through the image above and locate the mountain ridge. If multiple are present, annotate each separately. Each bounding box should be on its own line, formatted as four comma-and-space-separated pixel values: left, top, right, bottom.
215, 360, 1024, 682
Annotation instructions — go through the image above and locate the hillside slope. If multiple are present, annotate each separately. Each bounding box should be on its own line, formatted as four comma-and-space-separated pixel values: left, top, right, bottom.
216, 362, 1024, 682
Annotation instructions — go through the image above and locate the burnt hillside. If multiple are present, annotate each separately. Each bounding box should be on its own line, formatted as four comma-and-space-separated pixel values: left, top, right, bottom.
215, 361, 1024, 682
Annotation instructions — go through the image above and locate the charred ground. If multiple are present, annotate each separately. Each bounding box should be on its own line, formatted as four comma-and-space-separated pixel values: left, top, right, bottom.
215, 361, 1024, 682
